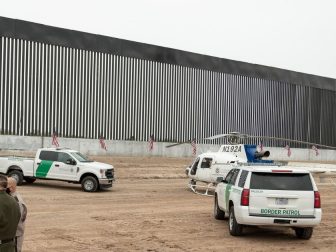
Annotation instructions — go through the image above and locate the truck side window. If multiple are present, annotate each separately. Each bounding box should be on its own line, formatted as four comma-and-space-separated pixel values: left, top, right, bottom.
39, 151, 58, 161
58, 152, 72, 164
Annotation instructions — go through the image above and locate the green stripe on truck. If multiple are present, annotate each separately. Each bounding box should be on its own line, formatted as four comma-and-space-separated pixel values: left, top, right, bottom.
35, 160, 53, 177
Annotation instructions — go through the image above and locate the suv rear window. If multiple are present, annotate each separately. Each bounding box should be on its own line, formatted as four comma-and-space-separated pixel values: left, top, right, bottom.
250, 172, 313, 191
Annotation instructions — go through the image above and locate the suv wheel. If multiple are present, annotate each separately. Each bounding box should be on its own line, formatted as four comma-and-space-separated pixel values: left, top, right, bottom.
294, 227, 313, 239
8, 170, 24, 185
214, 195, 225, 220
81, 176, 99, 192
229, 206, 243, 236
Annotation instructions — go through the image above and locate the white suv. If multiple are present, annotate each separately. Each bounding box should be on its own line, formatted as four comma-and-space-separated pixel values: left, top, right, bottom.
214, 166, 322, 239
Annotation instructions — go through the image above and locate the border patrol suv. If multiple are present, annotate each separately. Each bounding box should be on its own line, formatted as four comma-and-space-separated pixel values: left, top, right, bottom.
0, 148, 114, 192
214, 166, 321, 239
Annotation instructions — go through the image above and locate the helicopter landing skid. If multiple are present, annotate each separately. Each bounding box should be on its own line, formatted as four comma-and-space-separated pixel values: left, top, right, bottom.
188, 180, 215, 196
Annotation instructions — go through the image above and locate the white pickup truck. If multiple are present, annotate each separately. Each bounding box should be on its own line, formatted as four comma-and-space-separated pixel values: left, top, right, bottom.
214, 166, 321, 239
0, 148, 115, 192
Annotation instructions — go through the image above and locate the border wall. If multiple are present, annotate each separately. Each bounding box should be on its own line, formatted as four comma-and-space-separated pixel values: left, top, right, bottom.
1, 135, 335, 162
0, 16, 335, 149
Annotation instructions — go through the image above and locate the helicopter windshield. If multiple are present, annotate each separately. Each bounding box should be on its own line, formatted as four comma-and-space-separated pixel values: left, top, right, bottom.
190, 158, 200, 175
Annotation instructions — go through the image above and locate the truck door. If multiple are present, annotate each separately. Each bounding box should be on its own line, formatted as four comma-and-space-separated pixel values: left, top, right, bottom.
35, 150, 58, 178
55, 152, 77, 181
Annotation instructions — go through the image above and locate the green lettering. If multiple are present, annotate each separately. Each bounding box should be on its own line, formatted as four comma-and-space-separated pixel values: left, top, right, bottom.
281, 209, 301, 216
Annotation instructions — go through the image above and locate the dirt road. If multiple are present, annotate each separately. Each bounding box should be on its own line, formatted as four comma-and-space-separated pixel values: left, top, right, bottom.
16, 156, 336, 251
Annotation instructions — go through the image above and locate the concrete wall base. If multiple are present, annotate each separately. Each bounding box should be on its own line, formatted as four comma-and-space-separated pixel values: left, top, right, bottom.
0, 135, 335, 161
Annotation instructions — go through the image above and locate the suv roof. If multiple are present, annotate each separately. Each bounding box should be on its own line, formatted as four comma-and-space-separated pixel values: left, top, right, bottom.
239, 166, 310, 174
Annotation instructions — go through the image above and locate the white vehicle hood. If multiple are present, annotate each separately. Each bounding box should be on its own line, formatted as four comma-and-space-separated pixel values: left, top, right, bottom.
79, 161, 113, 170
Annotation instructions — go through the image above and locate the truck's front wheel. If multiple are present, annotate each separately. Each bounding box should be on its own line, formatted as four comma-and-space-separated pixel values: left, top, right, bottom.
81, 176, 99, 192
8, 170, 24, 185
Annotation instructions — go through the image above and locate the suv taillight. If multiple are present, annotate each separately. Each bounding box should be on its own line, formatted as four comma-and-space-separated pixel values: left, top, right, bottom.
314, 191, 321, 208
241, 189, 250, 206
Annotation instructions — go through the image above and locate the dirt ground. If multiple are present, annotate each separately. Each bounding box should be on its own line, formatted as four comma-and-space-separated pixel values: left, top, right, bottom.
13, 156, 336, 252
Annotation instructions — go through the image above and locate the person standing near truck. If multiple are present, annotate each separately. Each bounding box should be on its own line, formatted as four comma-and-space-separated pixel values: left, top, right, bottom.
0, 175, 21, 252
7, 177, 27, 252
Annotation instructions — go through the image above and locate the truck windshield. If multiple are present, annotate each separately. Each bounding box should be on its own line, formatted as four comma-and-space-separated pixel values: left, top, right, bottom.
250, 172, 313, 191
71, 152, 93, 162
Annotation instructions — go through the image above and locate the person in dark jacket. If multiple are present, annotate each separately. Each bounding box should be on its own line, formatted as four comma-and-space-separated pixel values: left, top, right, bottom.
7, 177, 27, 252
0, 175, 21, 252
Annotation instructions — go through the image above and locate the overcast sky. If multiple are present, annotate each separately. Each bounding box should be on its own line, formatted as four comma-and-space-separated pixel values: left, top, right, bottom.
1, 0, 335, 79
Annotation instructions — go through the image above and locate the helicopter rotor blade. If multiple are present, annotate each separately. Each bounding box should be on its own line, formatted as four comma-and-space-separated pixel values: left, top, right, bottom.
205, 132, 249, 145
248, 135, 336, 149
204, 134, 231, 140
168, 132, 336, 149
166, 142, 186, 148
165, 139, 197, 148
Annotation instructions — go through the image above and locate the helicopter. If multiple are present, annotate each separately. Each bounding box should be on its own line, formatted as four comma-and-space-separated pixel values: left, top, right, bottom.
167, 132, 336, 196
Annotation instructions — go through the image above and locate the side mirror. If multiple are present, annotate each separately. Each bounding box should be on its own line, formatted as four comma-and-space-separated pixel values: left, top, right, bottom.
216, 177, 224, 183
66, 159, 76, 165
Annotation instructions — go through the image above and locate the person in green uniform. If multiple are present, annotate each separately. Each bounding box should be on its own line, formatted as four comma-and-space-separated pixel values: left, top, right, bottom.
0, 175, 21, 252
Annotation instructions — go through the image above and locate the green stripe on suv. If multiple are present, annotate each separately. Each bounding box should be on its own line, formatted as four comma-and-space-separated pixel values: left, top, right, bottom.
225, 184, 232, 209
35, 160, 54, 178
